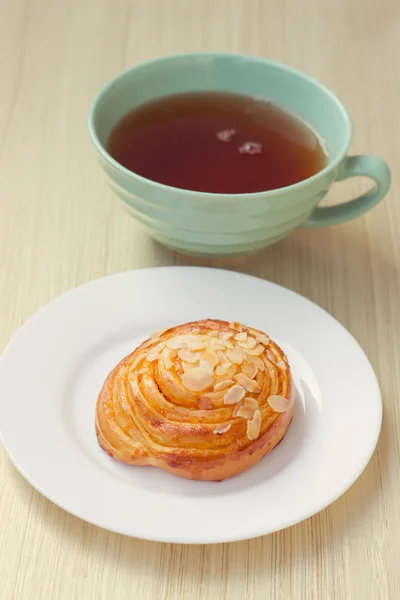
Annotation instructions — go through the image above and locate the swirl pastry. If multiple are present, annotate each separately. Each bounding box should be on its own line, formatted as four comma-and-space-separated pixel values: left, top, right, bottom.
96, 319, 294, 481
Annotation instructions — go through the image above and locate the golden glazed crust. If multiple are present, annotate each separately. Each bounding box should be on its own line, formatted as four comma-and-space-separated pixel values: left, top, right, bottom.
95, 319, 294, 481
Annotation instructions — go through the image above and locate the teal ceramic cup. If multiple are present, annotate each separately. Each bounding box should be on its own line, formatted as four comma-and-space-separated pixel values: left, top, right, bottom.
88, 53, 391, 257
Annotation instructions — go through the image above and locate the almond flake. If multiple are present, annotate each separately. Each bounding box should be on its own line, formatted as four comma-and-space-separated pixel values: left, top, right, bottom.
238, 336, 257, 349
268, 394, 290, 412
186, 336, 206, 350
229, 322, 243, 332
224, 385, 246, 405
151, 328, 167, 340
244, 397, 259, 410
137, 368, 147, 375
256, 334, 271, 346
219, 331, 234, 340
216, 339, 234, 349
234, 332, 247, 342
236, 398, 259, 419
247, 409, 261, 440
242, 361, 257, 379
178, 348, 200, 363
208, 330, 219, 337
232, 400, 244, 417
182, 367, 214, 392
198, 396, 213, 410
214, 379, 235, 392
146, 342, 166, 362
226, 348, 244, 365
166, 335, 204, 350
131, 354, 143, 370
205, 339, 225, 352
164, 354, 174, 369
213, 423, 231, 435
235, 373, 261, 393
166, 338, 188, 350
187, 340, 206, 351
216, 350, 227, 363
246, 354, 265, 371
276, 360, 286, 369
200, 358, 214, 373
215, 363, 231, 375
202, 351, 218, 367
183, 361, 196, 371
266, 350, 276, 363
245, 344, 264, 356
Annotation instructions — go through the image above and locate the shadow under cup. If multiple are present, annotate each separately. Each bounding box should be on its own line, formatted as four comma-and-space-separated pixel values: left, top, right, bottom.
88, 53, 389, 257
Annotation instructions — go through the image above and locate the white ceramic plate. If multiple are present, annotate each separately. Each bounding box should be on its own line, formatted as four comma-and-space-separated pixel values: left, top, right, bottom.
0, 267, 381, 544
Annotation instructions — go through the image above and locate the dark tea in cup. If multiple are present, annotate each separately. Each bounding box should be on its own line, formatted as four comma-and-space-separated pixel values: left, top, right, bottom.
107, 91, 327, 194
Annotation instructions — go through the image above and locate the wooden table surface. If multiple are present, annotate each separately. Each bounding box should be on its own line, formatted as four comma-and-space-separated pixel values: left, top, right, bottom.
1, 0, 399, 598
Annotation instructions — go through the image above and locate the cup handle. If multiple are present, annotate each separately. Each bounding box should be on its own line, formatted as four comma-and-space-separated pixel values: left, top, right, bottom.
305, 155, 391, 227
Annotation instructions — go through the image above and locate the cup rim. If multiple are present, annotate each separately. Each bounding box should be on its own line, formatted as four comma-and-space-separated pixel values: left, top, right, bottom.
88, 52, 353, 199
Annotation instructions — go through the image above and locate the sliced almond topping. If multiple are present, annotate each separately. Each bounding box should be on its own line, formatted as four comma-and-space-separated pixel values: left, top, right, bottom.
268, 394, 290, 412
229, 321, 243, 332
246, 354, 266, 371
164, 354, 174, 370
213, 423, 231, 434
208, 330, 219, 337
137, 368, 147, 375
131, 354, 143, 370
236, 398, 259, 419
226, 348, 244, 365
235, 373, 261, 393
178, 348, 200, 363
202, 351, 218, 367
219, 331, 234, 341
237, 336, 257, 349
186, 337, 206, 351
266, 350, 276, 363
200, 358, 214, 373
147, 342, 166, 362
244, 397, 259, 410
234, 332, 247, 342
256, 334, 270, 346
216, 350, 227, 363
232, 400, 244, 417
217, 339, 234, 350
242, 361, 258, 379
166, 337, 188, 350
247, 409, 261, 440
236, 406, 253, 419
276, 360, 286, 369
198, 396, 213, 410
166, 335, 204, 350
215, 363, 232, 375
205, 339, 225, 352
183, 361, 196, 371
224, 384, 246, 405
245, 343, 265, 356
187, 341, 206, 351
182, 367, 214, 392
151, 328, 168, 340
214, 379, 235, 391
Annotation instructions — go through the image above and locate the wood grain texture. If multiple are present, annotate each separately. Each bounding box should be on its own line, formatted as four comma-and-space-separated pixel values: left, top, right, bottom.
0, 0, 399, 598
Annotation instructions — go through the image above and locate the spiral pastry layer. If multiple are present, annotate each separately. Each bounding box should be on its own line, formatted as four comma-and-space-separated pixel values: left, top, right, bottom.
96, 319, 294, 481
